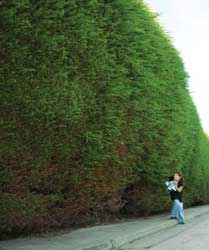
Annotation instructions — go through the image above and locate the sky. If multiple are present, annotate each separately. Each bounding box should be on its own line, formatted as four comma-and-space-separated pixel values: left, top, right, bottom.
144, 0, 209, 133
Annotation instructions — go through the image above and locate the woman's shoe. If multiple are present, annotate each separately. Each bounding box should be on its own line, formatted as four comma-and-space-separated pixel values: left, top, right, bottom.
178, 221, 185, 224
170, 216, 177, 219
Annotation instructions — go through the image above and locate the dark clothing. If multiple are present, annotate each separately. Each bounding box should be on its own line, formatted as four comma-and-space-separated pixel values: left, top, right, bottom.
168, 176, 183, 202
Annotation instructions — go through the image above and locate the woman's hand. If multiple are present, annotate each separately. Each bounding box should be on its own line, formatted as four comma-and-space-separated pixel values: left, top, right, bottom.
176, 186, 183, 192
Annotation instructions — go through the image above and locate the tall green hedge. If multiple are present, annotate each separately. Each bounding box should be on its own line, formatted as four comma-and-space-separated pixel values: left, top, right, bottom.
1, 0, 209, 236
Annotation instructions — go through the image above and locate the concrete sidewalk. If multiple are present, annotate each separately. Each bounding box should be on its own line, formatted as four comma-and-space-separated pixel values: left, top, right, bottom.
1, 205, 209, 250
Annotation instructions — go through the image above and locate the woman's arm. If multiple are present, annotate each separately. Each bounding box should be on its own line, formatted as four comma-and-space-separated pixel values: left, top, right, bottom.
176, 186, 183, 192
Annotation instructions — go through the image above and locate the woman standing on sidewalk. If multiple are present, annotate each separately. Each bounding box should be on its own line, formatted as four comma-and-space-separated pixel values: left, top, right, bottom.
168, 172, 185, 224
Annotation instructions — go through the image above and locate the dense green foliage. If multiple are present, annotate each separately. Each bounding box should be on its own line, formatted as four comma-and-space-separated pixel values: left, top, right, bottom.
1, 0, 209, 236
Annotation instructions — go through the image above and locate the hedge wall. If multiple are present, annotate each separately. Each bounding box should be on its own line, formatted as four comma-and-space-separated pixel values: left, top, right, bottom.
1, 0, 209, 236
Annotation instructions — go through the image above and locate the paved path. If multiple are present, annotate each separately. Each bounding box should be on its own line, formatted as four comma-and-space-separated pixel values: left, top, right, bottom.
1, 205, 209, 250
121, 210, 209, 250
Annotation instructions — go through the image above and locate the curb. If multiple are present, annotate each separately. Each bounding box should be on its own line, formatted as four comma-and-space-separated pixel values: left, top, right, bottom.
84, 242, 112, 250
110, 220, 175, 249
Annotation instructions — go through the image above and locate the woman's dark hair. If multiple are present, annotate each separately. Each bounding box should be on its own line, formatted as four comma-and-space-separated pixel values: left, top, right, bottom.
175, 172, 182, 177
175, 172, 184, 185
168, 172, 184, 184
